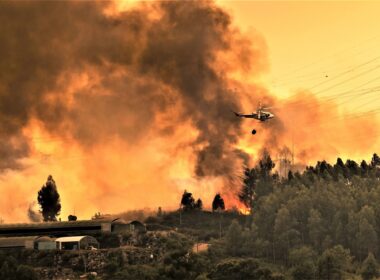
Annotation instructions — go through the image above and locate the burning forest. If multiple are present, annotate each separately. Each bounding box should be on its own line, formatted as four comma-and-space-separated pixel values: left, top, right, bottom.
3, 1, 380, 279
0, 0, 380, 224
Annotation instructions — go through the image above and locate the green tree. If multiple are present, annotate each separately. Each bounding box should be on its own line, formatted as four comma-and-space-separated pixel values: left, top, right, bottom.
361, 252, 379, 280
104, 260, 119, 276
0, 256, 18, 280
15, 265, 38, 280
239, 167, 258, 212
289, 246, 317, 280
113, 265, 159, 280
333, 210, 349, 249
274, 206, 300, 263
357, 218, 377, 260
0, 262, 13, 280
289, 246, 317, 266
307, 209, 324, 252
259, 151, 275, 179
209, 258, 283, 280
245, 222, 271, 258
291, 261, 315, 280
225, 220, 244, 256
318, 245, 352, 280
357, 206, 378, 259
361, 253, 379, 280
255, 152, 276, 197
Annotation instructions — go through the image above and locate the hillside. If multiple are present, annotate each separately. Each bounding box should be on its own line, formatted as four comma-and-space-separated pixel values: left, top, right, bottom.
2, 154, 380, 279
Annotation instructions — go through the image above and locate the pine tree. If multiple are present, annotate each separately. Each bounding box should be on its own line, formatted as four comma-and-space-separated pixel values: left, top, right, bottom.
318, 245, 352, 280
195, 199, 203, 210
361, 252, 379, 280
225, 220, 244, 256
37, 175, 61, 222
180, 190, 195, 210
212, 194, 225, 211
308, 209, 324, 252
274, 206, 300, 263
371, 153, 380, 168
239, 168, 257, 211
259, 151, 275, 179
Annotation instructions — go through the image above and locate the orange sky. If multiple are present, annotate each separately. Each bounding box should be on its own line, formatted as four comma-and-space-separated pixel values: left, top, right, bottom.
219, 1, 380, 112
2, 1, 380, 222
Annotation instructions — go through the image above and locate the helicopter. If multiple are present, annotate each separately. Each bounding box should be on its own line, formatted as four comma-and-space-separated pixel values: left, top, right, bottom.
233, 103, 274, 134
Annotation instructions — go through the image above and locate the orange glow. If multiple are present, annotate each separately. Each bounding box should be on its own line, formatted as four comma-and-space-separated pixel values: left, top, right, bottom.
1, 1, 380, 223
239, 208, 251, 216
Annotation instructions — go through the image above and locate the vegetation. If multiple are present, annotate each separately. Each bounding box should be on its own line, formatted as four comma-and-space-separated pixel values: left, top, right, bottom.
181, 190, 203, 211
141, 152, 380, 279
6, 153, 380, 279
0, 255, 37, 280
212, 194, 225, 212
37, 175, 61, 222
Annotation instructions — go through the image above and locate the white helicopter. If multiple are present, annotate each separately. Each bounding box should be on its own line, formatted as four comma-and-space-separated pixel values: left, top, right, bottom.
233, 103, 274, 134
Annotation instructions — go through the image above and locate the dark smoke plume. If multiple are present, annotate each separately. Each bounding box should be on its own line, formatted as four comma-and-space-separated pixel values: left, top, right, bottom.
0, 1, 263, 179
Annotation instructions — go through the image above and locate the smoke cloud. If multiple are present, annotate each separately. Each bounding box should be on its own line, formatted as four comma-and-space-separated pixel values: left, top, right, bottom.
237, 90, 380, 171
0, 0, 260, 175
0, 1, 378, 221
27, 202, 42, 223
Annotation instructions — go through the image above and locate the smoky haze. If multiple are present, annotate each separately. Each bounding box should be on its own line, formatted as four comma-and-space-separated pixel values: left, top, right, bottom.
0, 1, 379, 221
0, 0, 259, 177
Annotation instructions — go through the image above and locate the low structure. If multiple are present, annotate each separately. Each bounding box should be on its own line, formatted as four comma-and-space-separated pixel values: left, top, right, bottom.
56, 236, 99, 250
0, 218, 146, 237
113, 220, 146, 233
0, 236, 54, 250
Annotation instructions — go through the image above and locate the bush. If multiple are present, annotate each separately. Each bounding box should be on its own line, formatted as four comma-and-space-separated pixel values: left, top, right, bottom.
113, 265, 159, 280
104, 260, 119, 276
318, 245, 352, 280
95, 232, 121, 248
16, 265, 38, 280
291, 261, 315, 280
361, 253, 379, 280
0, 256, 18, 280
209, 258, 280, 280
36, 251, 55, 267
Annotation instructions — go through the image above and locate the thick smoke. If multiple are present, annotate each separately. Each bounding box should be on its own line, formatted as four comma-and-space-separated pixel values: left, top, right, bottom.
0, 1, 379, 221
239, 90, 380, 171
27, 202, 42, 223
0, 1, 261, 177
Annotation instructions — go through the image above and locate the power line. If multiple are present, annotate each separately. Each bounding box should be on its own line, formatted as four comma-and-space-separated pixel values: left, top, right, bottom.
271, 84, 380, 113
312, 64, 380, 96
273, 33, 380, 82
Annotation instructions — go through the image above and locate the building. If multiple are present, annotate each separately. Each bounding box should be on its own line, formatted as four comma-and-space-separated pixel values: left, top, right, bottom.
0, 218, 146, 238
113, 220, 147, 233
0, 236, 54, 250
55, 236, 99, 250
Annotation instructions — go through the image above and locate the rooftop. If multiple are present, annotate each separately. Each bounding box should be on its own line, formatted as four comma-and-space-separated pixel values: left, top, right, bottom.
0, 218, 126, 230
56, 236, 95, 243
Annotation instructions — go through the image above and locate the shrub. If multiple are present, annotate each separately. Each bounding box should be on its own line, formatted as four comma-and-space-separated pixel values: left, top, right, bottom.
16, 265, 38, 280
